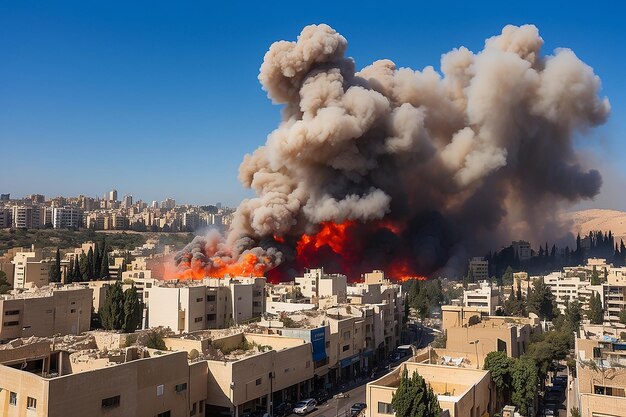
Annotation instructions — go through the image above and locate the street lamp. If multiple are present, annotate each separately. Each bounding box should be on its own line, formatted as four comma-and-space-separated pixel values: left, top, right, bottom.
469, 340, 480, 369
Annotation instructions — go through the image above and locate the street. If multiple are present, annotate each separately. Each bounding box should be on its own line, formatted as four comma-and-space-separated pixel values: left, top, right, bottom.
306, 383, 366, 417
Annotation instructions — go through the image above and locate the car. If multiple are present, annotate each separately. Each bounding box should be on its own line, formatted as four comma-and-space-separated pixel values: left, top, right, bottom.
553, 375, 568, 385
274, 402, 292, 417
311, 389, 330, 404
544, 408, 556, 417
350, 403, 367, 416
545, 391, 562, 402
293, 399, 317, 415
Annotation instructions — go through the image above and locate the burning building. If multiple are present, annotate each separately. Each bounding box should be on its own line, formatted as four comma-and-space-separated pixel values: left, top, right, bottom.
173, 23, 610, 282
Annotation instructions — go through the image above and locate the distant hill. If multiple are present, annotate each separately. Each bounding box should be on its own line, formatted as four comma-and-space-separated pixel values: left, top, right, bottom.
564, 209, 626, 243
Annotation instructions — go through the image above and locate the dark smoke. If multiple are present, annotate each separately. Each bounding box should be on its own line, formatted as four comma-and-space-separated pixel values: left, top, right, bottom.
175, 23, 610, 280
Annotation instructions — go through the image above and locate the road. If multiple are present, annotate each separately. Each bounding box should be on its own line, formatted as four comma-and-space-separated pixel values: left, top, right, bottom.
306, 383, 366, 417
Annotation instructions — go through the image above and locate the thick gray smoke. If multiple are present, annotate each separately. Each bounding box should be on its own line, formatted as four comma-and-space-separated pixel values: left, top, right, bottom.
175, 23, 610, 280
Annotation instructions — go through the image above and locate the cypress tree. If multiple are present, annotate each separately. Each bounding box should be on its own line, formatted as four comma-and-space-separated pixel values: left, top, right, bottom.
100, 247, 110, 279
122, 286, 143, 333
392, 367, 442, 417
67, 256, 74, 284
94, 241, 101, 278
87, 247, 95, 280
100, 281, 124, 330
79, 251, 88, 282
49, 248, 62, 283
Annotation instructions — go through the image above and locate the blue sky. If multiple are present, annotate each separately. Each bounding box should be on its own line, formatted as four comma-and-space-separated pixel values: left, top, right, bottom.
1, 1, 624, 208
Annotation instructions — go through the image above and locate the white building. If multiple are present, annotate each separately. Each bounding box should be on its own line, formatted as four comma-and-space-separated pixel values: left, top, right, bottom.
512, 240, 532, 261
295, 268, 347, 302
463, 281, 500, 314
52, 206, 82, 229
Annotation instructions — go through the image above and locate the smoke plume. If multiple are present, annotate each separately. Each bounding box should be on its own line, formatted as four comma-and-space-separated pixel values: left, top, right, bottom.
173, 24, 610, 281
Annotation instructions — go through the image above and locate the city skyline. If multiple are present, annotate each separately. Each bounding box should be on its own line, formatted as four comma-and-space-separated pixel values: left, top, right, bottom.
1, 2, 625, 209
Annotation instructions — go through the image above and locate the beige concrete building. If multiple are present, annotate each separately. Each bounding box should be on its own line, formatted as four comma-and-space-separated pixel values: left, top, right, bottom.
0, 285, 92, 342
575, 329, 626, 417
441, 306, 538, 368
11, 249, 53, 289
0, 344, 205, 417
463, 281, 500, 315
365, 361, 494, 417
163, 330, 315, 416
295, 267, 347, 302
147, 277, 266, 332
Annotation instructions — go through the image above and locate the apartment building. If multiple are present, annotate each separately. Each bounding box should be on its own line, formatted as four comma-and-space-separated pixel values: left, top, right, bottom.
543, 272, 593, 313
463, 281, 500, 314
0, 207, 11, 228
0, 346, 205, 417
52, 206, 82, 229
10, 249, 52, 289
365, 361, 494, 417
0, 285, 92, 342
441, 305, 538, 368
468, 257, 489, 281
575, 329, 626, 417
147, 277, 266, 332
295, 267, 347, 302
11, 205, 42, 229
163, 331, 314, 417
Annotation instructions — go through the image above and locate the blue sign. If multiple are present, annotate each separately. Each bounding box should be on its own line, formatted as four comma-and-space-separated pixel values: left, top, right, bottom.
311, 327, 327, 362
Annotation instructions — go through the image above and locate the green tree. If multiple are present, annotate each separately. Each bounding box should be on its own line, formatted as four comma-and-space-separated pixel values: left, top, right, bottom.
100, 281, 124, 330
590, 266, 601, 285
527, 278, 556, 320
94, 241, 101, 278
122, 286, 143, 333
146, 329, 167, 350
49, 247, 62, 283
87, 247, 95, 280
511, 356, 538, 416
100, 247, 110, 279
66, 256, 74, 284
0, 270, 11, 294
78, 251, 88, 282
391, 367, 442, 417
587, 293, 604, 324
483, 351, 512, 408
73, 254, 81, 281
502, 266, 514, 286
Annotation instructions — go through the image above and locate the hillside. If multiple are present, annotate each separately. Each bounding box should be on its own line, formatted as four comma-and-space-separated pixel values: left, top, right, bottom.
564, 209, 626, 243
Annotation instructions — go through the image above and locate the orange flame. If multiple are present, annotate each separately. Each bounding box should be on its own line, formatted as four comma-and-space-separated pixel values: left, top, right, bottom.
296, 221, 354, 257
172, 252, 267, 281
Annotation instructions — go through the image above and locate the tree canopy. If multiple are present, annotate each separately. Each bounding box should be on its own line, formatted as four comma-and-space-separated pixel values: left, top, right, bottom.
391, 367, 442, 417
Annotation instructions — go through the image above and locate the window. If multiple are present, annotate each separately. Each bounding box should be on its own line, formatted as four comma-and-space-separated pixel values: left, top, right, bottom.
256, 378, 262, 386
238, 297, 242, 301
156, 385, 164, 396
207, 314, 216, 321
196, 297, 203, 302
326, 341, 330, 348
378, 402, 394, 414
156, 412, 171, 417
5, 310, 19, 316
9, 391, 16, 406
199, 400, 204, 413
3, 321, 19, 326
207, 295, 216, 302
27, 397, 37, 410
190, 402, 197, 416
175, 383, 187, 392
342, 344, 350, 352
194, 317, 203, 323
101, 395, 120, 408
343, 331, 351, 340
70, 309, 76, 313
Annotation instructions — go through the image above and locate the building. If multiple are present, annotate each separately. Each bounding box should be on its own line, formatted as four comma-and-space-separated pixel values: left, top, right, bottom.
463, 281, 500, 315
295, 268, 347, 302
52, 206, 82, 229
0, 342, 204, 417
163, 331, 315, 417
108, 189, 118, 202
10, 248, 52, 288
511, 240, 532, 261
0, 285, 92, 342
468, 257, 489, 282
147, 277, 266, 332
575, 328, 626, 417
11, 205, 42, 229
441, 306, 538, 368
0, 207, 12, 228
543, 272, 593, 314
365, 361, 494, 417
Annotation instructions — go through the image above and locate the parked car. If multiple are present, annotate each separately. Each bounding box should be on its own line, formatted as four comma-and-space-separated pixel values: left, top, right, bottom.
274, 402, 292, 417
350, 402, 367, 416
311, 389, 330, 403
293, 399, 317, 415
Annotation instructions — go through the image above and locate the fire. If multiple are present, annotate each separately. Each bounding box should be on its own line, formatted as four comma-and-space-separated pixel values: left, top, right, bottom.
173, 252, 266, 281
296, 221, 354, 256
387, 258, 427, 282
